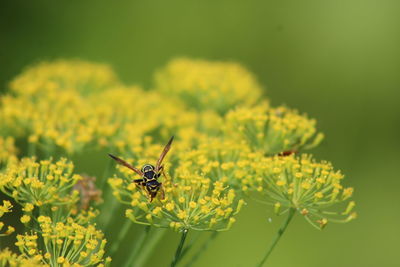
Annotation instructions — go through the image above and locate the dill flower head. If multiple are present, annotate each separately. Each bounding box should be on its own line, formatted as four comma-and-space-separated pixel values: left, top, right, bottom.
109, 172, 244, 232
0, 59, 222, 154
92, 87, 194, 154
154, 58, 264, 114
255, 154, 356, 229
0, 248, 46, 267
0, 157, 80, 207
225, 104, 324, 155
0, 88, 89, 152
177, 137, 259, 194
10, 59, 120, 97
0, 200, 15, 236
0, 79, 194, 154
15, 216, 109, 266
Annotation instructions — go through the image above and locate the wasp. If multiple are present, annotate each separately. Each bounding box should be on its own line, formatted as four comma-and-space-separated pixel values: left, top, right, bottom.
108, 136, 174, 202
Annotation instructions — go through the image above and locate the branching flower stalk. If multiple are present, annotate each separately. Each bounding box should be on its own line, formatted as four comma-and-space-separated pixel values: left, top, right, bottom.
171, 228, 189, 267
257, 208, 296, 267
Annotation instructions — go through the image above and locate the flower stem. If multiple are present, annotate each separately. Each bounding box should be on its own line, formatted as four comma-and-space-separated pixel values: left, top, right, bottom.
171, 229, 189, 267
257, 208, 296, 267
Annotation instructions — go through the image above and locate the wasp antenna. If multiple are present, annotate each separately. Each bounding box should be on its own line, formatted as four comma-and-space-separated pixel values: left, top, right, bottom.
168, 135, 174, 145
108, 153, 143, 176
108, 153, 117, 160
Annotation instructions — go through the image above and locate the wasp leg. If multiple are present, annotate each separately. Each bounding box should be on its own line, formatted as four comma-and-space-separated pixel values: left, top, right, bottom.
158, 165, 166, 178
149, 190, 158, 202
133, 179, 146, 189
133, 179, 144, 184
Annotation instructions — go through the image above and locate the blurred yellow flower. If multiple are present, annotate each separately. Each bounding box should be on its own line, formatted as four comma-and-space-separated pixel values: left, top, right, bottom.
155, 58, 264, 114
0, 248, 47, 267
225, 104, 324, 155
9, 59, 120, 97
0, 136, 17, 168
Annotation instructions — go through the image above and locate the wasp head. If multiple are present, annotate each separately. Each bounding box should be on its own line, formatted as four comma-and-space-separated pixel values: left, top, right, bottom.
141, 164, 155, 173
141, 164, 157, 179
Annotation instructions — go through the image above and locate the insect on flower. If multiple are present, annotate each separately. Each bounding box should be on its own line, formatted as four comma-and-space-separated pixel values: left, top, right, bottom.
108, 136, 174, 202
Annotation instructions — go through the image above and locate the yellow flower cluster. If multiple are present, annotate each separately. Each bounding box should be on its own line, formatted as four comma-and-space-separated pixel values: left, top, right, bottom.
0, 248, 46, 267
0, 60, 210, 154
0, 200, 15, 237
109, 172, 243, 232
225, 104, 324, 155
177, 137, 259, 193
9, 59, 120, 97
254, 154, 356, 229
15, 216, 110, 267
0, 157, 80, 207
154, 58, 264, 115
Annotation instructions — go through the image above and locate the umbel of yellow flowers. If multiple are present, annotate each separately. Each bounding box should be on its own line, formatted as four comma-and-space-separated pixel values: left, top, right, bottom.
155, 58, 264, 115
109, 167, 244, 232
254, 154, 356, 229
0, 157, 80, 207
0, 156, 109, 266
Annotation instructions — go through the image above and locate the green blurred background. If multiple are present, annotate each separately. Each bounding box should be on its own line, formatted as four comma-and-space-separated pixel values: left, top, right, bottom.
1, 1, 399, 266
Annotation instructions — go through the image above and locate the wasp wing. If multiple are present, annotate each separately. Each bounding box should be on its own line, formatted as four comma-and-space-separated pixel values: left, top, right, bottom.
155, 136, 174, 172
108, 154, 143, 176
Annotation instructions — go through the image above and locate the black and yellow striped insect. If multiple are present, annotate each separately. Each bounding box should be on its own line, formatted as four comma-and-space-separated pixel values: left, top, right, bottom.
108, 136, 174, 202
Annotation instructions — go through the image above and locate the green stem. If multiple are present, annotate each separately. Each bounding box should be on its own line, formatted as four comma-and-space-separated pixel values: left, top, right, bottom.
109, 219, 133, 256
180, 231, 201, 259
171, 229, 189, 267
122, 225, 151, 267
257, 208, 296, 267
185, 231, 218, 267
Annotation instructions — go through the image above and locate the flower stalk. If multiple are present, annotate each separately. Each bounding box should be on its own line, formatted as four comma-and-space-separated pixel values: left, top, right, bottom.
257, 208, 296, 267
171, 229, 189, 267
